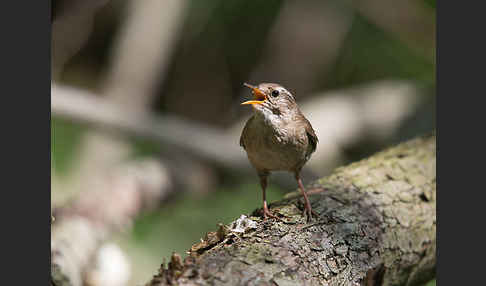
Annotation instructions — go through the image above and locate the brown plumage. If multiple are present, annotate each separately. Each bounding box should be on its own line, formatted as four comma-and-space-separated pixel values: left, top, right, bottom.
240, 83, 318, 221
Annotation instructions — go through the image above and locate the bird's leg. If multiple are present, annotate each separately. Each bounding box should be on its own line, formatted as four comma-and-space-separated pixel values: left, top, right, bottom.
295, 172, 318, 221
259, 173, 281, 221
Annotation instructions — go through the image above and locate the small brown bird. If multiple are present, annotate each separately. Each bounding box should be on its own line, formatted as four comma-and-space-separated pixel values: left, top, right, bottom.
240, 83, 318, 221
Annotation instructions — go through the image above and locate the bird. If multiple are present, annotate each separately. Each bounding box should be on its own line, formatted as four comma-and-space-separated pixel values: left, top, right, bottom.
240, 82, 318, 221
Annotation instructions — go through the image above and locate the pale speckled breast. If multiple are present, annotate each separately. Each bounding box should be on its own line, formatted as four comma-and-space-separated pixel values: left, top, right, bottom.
241, 114, 309, 173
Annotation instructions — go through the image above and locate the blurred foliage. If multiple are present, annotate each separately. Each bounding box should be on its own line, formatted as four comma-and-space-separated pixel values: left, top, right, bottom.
326, 14, 435, 91
424, 0, 436, 9
51, 118, 85, 176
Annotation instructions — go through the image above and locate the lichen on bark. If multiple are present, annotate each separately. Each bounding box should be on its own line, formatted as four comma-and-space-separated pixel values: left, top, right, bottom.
146, 134, 436, 286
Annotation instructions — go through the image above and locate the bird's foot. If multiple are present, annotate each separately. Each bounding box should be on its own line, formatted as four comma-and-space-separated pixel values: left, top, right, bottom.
303, 209, 319, 222
301, 201, 319, 222
262, 206, 284, 222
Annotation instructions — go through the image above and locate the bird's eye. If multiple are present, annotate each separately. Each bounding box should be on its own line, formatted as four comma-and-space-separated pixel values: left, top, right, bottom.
271, 90, 280, 97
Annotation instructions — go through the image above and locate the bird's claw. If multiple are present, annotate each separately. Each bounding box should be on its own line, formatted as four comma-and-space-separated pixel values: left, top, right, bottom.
298, 198, 319, 222
302, 208, 319, 222
262, 207, 285, 222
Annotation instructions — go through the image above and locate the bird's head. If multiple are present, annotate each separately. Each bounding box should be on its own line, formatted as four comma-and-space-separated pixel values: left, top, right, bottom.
241, 83, 298, 117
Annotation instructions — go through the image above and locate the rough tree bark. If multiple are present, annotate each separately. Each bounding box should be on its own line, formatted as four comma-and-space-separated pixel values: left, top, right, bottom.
145, 134, 436, 286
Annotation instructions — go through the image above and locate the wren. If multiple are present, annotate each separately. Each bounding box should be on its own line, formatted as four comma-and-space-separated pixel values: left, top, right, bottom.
240, 83, 318, 221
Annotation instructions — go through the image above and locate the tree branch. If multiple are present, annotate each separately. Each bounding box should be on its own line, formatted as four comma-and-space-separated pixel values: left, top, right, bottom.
145, 134, 436, 286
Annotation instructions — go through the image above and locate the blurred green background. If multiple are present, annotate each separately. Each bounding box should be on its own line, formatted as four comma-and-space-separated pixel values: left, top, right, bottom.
51, 0, 435, 285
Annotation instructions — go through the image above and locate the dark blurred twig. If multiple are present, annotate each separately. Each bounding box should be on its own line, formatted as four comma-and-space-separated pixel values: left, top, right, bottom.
51, 0, 112, 79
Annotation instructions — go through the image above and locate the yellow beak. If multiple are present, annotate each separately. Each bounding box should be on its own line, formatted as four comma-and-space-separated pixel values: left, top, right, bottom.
241, 83, 267, 105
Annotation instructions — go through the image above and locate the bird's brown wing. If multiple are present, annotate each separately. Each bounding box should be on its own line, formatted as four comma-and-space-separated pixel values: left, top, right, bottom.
304, 120, 318, 157
240, 116, 255, 150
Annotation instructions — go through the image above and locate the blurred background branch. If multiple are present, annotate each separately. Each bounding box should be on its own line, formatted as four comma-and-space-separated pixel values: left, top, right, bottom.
51, 84, 245, 170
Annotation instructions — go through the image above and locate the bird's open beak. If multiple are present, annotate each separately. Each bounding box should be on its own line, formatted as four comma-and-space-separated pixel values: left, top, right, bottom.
241, 83, 267, 105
